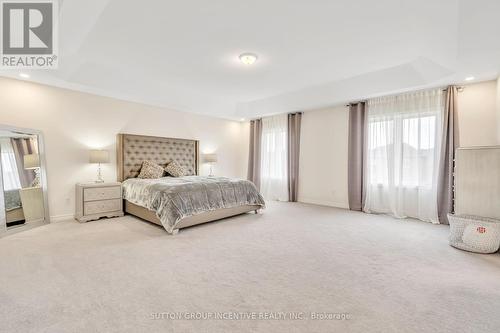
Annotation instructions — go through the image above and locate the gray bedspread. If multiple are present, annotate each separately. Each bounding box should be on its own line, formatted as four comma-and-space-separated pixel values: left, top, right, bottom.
122, 176, 265, 233
5, 189, 22, 212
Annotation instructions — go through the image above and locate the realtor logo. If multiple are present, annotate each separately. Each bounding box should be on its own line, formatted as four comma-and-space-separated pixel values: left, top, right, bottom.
1, 0, 58, 68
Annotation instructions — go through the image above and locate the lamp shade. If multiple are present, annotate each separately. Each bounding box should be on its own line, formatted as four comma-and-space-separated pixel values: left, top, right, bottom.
24, 154, 40, 169
203, 153, 218, 163
89, 150, 110, 164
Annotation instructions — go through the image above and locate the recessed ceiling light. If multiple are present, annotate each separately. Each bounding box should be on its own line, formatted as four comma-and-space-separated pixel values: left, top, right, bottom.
240, 118, 245, 121
465, 76, 475, 81
19, 73, 30, 79
239, 53, 258, 65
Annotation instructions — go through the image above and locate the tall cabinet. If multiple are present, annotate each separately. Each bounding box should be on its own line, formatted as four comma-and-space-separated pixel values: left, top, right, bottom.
454, 146, 500, 219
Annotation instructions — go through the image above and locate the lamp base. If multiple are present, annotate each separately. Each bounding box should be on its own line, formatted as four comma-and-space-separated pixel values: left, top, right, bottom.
95, 163, 104, 183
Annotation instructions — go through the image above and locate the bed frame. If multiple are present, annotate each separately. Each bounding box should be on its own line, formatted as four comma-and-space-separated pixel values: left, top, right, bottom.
116, 133, 260, 234
6, 207, 25, 224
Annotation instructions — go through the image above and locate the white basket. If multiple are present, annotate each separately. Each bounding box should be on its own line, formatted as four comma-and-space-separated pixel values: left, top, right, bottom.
448, 214, 500, 254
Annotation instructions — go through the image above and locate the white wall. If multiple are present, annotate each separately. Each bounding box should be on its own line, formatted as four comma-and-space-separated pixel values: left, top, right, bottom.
0, 78, 248, 220
457, 80, 499, 147
298, 80, 499, 209
298, 105, 349, 208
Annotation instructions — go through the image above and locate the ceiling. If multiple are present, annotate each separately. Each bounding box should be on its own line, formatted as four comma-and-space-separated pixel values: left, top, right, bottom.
1, 0, 499, 120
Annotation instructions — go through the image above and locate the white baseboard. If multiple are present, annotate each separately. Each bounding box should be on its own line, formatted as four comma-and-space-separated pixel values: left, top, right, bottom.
297, 197, 349, 210
50, 214, 75, 223
26, 218, 44, 224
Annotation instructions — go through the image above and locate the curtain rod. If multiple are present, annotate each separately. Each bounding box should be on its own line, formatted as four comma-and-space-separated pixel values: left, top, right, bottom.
346, 86, 465, 107
247, 111, 303, 121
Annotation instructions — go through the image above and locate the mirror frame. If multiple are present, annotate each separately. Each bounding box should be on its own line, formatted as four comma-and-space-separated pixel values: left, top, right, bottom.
0, 124, 50, 236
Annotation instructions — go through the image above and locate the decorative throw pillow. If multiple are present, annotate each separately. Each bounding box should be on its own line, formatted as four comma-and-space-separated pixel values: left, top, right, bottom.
165, 160, 187, 177
138, 160, 164, 179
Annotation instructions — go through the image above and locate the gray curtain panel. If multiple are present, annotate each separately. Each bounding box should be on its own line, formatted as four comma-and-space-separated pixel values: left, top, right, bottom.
437, 86, 459, 224
247, 119, 262, 190
11, 138, 37, 188
287, 112, 302, 202
348, 102, 366, 211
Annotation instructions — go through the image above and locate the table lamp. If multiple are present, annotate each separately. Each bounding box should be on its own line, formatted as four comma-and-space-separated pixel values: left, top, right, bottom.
89, 150, 109, 183
203, 153, 218, 177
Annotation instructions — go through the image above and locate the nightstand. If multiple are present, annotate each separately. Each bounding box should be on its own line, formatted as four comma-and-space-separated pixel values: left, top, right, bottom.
75, 182, 124, 222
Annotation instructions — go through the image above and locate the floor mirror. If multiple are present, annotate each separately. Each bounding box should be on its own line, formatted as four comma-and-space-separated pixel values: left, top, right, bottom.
0, 125, 49, 236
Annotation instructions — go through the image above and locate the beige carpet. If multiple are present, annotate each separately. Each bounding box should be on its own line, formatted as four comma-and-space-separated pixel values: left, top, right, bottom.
1, 202, 500, 333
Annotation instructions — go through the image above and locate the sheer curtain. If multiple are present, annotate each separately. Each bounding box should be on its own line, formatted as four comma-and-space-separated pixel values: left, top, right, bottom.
260, 114, 288, 201
0, 138, 22, 191
364, 89, 444, 223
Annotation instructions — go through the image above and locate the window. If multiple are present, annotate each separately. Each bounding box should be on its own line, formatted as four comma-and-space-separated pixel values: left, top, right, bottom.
260, 114, 288, 201
367, 113, 438, 188
262, 131, 287, 178
364, 89, 444, 223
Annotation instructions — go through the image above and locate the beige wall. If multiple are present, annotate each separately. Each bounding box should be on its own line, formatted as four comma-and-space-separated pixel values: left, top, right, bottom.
298, 105, 349, 208
457, 80, 499, 147
1, 77, 496, 217
0, 78, 248, 220
298, 80, 499, 209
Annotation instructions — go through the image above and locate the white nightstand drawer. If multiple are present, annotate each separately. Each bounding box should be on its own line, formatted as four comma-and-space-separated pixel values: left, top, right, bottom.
84, 186, 121, 201
76, 182, 123, 222
84, 199, 122, 215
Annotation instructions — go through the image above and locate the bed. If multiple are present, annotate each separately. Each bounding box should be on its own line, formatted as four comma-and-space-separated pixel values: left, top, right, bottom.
5, 189, 25, 224
117, 134, 265, 234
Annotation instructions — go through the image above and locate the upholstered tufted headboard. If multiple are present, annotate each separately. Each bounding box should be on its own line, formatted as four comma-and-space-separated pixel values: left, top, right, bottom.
116, 134, 199, 181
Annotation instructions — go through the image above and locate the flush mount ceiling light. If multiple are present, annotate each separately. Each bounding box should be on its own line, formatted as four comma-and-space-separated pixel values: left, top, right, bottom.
19, 73, 30, 79
239, 53, 258, 65
465, 76, 475, 81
